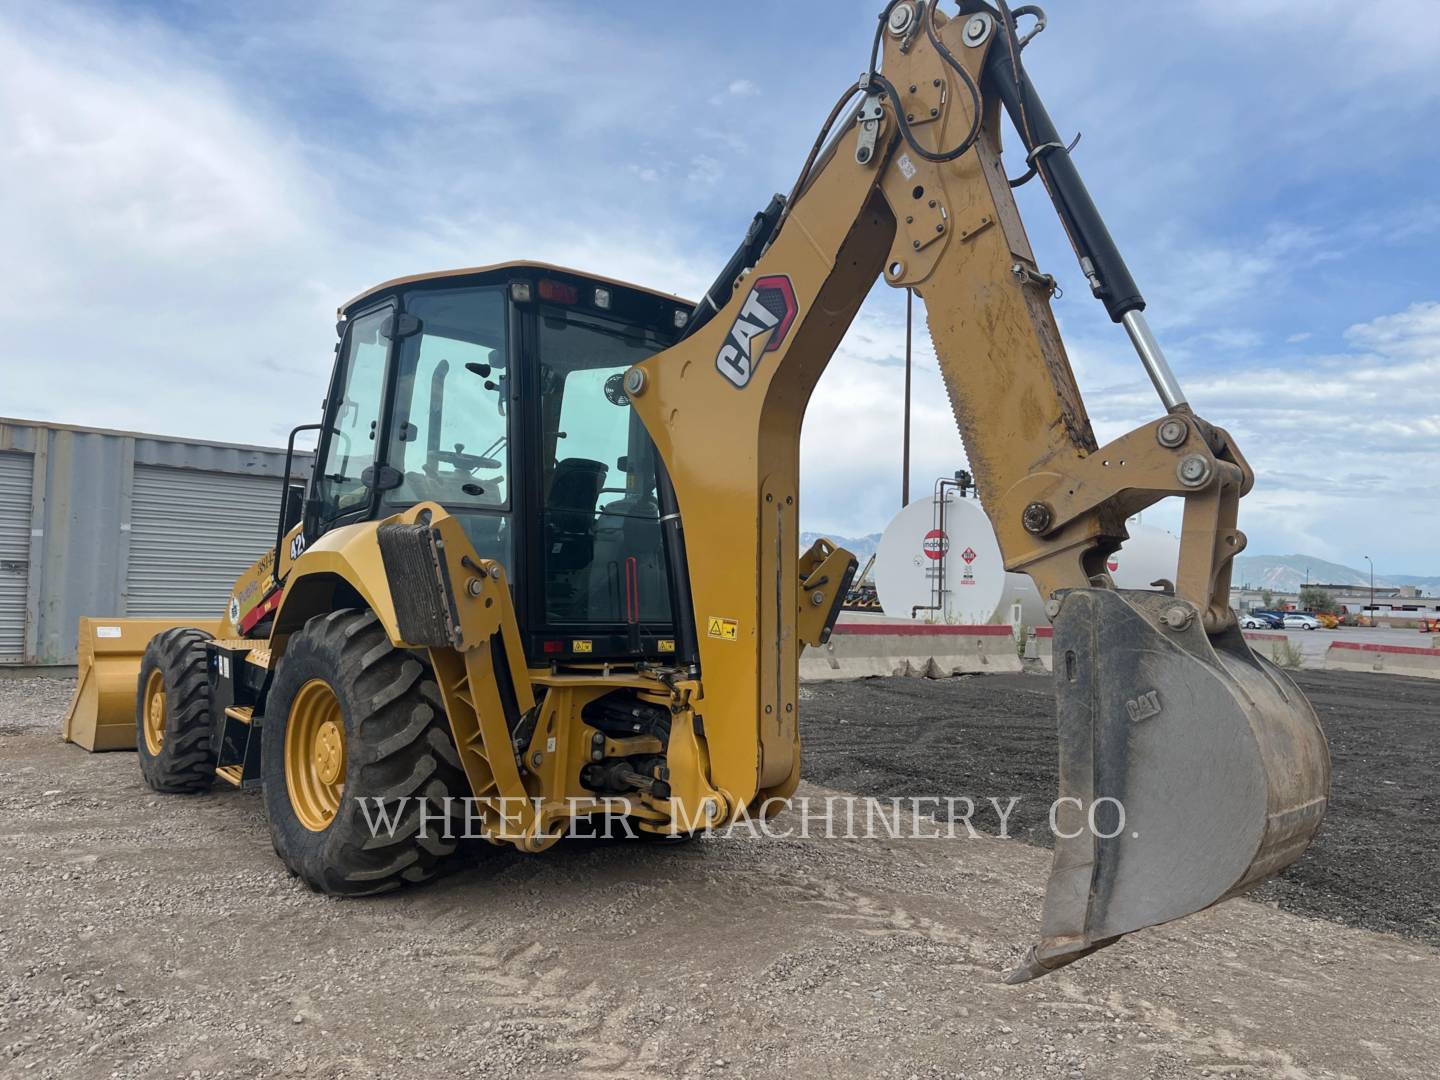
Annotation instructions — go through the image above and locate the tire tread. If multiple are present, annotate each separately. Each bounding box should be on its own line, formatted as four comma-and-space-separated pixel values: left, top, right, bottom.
136, 628, 215, 794
263, 609, 467, 896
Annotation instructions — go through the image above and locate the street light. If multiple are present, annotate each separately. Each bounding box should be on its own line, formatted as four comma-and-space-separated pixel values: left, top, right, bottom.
1364, 555, 1374, 625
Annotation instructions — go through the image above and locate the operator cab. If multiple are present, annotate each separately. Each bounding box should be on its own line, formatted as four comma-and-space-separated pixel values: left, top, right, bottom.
306, 262, 692, 664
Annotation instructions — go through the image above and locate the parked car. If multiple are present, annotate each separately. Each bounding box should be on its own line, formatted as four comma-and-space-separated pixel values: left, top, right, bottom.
1282, 613, 1322, 630
1241, 611, 1285, 629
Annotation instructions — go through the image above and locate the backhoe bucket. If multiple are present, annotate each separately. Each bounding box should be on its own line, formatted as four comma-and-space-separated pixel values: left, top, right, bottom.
1007, 589, 1330, 982
62, 617, 222, 751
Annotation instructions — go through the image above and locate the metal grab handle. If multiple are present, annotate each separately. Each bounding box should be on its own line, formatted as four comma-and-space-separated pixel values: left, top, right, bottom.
274, 423, 325, 587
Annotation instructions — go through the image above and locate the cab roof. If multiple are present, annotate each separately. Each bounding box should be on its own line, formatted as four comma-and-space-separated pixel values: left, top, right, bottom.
340, 260, 691, 316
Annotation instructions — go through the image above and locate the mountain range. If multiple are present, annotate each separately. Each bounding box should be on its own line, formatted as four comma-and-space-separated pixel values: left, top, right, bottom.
1230, 555, 1440, 593
802, 533, 1439, 594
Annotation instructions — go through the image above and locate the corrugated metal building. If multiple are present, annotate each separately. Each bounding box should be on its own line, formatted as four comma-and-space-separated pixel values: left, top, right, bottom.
0, 418, 311, 666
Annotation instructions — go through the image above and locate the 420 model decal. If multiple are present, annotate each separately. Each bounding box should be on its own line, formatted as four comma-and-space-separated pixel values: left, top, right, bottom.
715, 275, 798, 388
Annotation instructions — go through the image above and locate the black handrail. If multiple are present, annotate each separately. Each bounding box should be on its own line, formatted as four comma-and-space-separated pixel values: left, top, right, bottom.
273, 423, 324, 588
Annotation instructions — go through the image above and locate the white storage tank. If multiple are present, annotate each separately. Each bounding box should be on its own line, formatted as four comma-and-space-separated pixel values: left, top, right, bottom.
994, 521, 1182, 624
873, 495, 1007, 624
876, 492, 1181, 626
1102, 522, 1182, 591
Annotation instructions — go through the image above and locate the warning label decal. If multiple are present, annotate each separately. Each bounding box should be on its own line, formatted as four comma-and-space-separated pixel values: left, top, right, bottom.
706, 616, 740, 641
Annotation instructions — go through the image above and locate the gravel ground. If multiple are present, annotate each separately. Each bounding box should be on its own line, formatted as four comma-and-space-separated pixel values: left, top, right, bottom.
802, 669, 1440, 945
2, 673, 1439, 1079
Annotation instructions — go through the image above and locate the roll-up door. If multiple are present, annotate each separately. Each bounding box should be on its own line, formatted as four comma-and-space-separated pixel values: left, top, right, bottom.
125, 466, 284, 618
0, 452, 34, 661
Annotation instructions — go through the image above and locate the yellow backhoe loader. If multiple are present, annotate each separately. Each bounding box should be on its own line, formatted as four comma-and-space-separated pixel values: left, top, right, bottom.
63, 0, 1329, 981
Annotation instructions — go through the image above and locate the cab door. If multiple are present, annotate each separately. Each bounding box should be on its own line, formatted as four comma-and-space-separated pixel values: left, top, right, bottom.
526, 303, 674, 658
308, 303, 395, 536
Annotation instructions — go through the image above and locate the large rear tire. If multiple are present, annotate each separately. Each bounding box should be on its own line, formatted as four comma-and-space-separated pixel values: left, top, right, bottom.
136, 627, 216, 794
261, 609, 467, 896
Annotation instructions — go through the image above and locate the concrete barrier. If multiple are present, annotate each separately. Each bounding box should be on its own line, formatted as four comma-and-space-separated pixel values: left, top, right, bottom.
801, 624, 1021, 681
1238, 630, 1305, 667
842, 625, 1318, 680
1025, 629, 1296, 674
1324, 640, 1440, 680
1024, 626, 1053, 671
1242, 632, 1288, 644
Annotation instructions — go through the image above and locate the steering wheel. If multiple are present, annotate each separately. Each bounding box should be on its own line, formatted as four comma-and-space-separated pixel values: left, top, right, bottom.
434, 449, 501, 473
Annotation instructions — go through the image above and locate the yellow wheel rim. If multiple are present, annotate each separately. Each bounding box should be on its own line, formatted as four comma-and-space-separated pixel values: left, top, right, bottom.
142, 668, 167, 755
285, 679, 347, 832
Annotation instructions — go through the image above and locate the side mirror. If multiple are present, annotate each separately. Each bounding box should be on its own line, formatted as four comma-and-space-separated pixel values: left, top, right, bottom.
282, 485, 304, 531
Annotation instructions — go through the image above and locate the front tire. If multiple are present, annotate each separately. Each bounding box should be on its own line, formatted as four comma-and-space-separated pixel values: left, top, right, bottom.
261, 609, 467, 896
136, 628, 216, 793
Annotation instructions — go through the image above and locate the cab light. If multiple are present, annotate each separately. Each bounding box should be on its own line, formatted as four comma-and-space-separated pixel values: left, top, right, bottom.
673, 308, 689, 328
538, 279, 579, 304
511, 282, 533, 303
593, 287, 611, 309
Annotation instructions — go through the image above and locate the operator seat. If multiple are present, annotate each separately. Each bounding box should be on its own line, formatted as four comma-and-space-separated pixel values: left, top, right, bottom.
546, 458, 608, 572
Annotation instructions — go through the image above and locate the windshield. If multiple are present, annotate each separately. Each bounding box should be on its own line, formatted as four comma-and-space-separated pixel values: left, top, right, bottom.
536, 306, 673, 628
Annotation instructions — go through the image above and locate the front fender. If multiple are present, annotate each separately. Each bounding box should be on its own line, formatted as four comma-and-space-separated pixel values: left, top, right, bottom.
272, 502, 449, 649
273, 503, 546, 841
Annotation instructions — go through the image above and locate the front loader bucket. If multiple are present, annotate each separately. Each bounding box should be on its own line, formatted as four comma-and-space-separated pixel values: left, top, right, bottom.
63, 617, 222, 751
1007, 589, 1330, 983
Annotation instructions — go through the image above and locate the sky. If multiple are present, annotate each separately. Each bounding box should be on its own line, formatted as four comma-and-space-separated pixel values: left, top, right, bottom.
2, 0, 1438, 575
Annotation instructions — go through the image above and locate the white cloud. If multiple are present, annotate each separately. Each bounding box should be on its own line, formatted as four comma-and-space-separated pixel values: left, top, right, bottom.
801, 300, 966, 537
709, 78, 761, 106
0, 5, 338, 439
1191, 0, 1440, 90
798, 294, 1440, 574
686, 155, 723, 187
1089, 304, 1440, 568
0, 2, 721, 445
1, 0, 1436, 576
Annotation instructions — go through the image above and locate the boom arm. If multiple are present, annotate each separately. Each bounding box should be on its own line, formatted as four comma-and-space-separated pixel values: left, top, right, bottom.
628, 1, 1328, 980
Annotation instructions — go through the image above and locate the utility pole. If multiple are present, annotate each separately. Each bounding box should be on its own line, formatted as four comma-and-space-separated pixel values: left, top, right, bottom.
1364, 555, 1374, 624
902, 287, 913, 508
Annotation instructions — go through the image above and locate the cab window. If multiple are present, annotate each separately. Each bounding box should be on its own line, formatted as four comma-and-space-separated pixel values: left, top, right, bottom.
314, 306, 390, 524
384, 287, 511, 565
385, 288, 508, 508
537, 307, 672, 627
